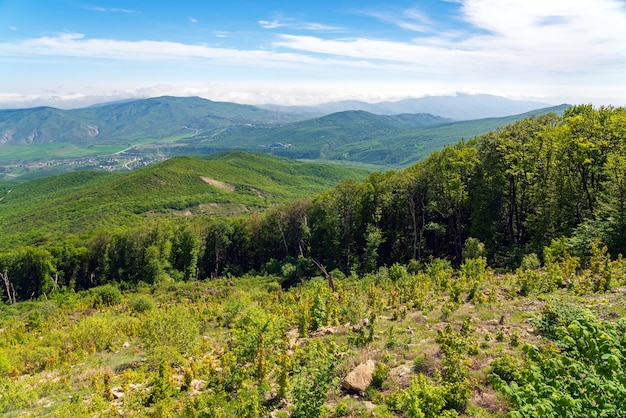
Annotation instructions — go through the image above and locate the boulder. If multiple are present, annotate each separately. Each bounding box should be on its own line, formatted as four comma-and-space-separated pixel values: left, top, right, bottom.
342, 360, 375, 394
311, 326, 337, 337
111, 387, 125, 399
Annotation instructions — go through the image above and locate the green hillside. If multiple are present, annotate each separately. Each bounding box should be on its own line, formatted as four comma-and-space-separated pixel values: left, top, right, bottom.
187, 105, 570, 166
0, 96, 299, 146
0, 152, 368, 248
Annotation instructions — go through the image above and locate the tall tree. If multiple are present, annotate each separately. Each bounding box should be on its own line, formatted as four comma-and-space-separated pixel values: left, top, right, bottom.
423, 142, 478, 264
202, 219, 234, 278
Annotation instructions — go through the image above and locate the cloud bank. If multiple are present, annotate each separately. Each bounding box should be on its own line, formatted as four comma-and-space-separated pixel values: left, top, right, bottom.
1, 0, 625, 108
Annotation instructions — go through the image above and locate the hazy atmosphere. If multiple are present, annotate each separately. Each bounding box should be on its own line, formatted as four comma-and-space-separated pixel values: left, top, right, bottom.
2, 0, 626, 109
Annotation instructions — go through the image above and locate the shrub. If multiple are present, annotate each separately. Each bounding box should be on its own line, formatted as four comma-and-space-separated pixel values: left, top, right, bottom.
91, 284, 122, 308
402, 374, 446, 418
146, 345, 187, 369
129, 294, 156, 313
310, 293, 326, 331
389, 263, 410, 282
291, 341, 338, 418
531, 300, 585, 340
462, 237, 485, 260
492, 311, 626, 417
140, 306, 200, 355
489, 355, 521, 383
145, 363, 177, 406
426, 258, 453, 290
520, 253, 540, 271
69, 312, 121, 353
371, 362, 390, 389
291, 361, 336, 418
0, 349, 11, 377
0, 377, 38, 413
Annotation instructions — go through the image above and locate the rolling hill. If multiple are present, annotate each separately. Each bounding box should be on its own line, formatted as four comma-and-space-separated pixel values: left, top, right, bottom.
0, 96, 570, 179
0, 152, 368, 248
0, 96, 300, 146
189, 104, 571, 166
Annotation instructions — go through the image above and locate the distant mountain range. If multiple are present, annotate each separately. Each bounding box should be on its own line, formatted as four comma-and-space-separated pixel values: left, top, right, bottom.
0, 95, 570, 178
259, 93, 553, 120
0, 96, 300, 146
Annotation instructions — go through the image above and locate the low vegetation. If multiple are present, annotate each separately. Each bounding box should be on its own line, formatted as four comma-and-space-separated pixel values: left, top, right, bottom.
2, 254, 626, 417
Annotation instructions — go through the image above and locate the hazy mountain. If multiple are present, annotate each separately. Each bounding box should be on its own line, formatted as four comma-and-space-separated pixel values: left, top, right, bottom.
0, 96, 569, 176
260, 93, 553, 120
0, 96, 302, 146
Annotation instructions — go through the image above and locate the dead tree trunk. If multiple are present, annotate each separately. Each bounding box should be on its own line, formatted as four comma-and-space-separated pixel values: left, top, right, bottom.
310, 258, 335, 293
1, 271, 16, 304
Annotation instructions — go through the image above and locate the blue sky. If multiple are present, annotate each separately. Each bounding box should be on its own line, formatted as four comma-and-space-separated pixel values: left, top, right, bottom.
1, 0, 626, 108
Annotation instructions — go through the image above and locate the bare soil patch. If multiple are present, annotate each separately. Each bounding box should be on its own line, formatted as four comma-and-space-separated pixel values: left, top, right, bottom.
200, 176, 235, 192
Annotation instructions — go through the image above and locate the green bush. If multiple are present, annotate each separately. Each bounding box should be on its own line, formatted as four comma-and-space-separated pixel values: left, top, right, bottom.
145, 363, 177, 406
129, 294, 156, 313
402, 374, 447, 418
0, 377, 38, 413
389, 263, 410, 282
520, 253, 540, 270
492, 311, 626, 417
371, 362, 390, 389
489, 355, 521, 383
0, 349, 11, 377
291, 341, 338, 418
140, 306, 200, 355
462, 237, 485, 260
531, 300, 585, 340
69, 312, 122, 353
91, 284, 122, 308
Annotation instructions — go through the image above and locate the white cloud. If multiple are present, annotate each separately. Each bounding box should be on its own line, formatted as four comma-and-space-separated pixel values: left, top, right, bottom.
5, 1, 624, 82
259, 20, 287, 29
274, 0, 626, 79
259, 18, 344, 31
0, 32, 375, 72
189, 17, 198, 24
3, 0, 626, 108
364, 7, 433, 33
92, 6, 141, 14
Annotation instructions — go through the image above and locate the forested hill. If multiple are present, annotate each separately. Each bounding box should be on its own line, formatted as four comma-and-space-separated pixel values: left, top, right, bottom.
0, 152, 368, 248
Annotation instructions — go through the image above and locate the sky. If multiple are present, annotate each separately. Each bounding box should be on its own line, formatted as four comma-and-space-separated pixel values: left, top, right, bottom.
1, 0, 626, 109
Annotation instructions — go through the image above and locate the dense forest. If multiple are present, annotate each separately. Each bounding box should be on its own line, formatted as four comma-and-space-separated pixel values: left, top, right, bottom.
2, 104, 626, 417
